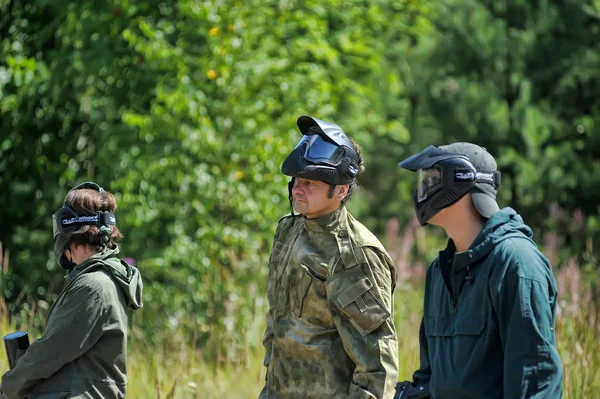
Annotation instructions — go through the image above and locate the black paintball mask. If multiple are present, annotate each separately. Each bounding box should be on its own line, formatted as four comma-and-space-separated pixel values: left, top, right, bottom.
282, 116, 360, 184
52, 182, 117, 270
399, 144, 501, 225
281, 116, 360, 214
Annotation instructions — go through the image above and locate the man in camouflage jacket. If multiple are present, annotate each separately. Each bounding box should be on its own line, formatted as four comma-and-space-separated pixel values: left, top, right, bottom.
259, 116, 399, 399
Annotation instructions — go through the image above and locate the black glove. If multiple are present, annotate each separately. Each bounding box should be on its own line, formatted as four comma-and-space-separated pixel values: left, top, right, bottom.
394, 380, 430, 399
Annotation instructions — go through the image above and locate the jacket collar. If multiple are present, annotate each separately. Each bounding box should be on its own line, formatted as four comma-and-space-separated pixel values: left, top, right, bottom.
303, 205, 347, 233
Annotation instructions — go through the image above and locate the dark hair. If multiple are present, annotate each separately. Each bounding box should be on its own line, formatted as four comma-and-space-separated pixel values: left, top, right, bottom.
65, 188, 123, 250
328, 138, 366, 204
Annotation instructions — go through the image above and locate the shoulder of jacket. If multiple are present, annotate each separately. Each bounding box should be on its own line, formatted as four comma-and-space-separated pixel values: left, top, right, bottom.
486, 236, 535, 265
73, 267, 118, 294
275, 213, 302, 232
336, 216, 394, 270
277, 212, 302, 224
346, 214, 386, 250
270, 214, 300, 244
63, 276, 104, 304
498, 238, 551, 282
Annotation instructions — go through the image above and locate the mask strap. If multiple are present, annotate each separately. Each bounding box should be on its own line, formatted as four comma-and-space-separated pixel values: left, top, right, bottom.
288, 178, 295, 219
63, 182, 105, 206
474, 171, 501, 188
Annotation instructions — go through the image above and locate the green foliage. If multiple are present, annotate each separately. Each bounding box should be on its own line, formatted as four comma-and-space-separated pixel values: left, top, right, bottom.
1, 0, 599, 380
0, 0, 433, 355
397, 0, 600, 249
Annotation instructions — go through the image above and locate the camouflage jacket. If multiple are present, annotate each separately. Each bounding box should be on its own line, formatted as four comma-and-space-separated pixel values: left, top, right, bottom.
260, 206, 399, 399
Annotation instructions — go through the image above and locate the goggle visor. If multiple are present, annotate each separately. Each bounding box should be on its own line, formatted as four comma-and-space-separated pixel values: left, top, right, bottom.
295, 134, 343, 165
417, 168, 442, 202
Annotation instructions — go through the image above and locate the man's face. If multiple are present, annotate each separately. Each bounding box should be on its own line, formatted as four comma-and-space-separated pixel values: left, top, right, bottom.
292, 178, 347, 219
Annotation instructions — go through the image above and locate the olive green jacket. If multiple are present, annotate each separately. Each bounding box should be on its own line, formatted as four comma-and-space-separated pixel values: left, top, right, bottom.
1, 246, 143, 399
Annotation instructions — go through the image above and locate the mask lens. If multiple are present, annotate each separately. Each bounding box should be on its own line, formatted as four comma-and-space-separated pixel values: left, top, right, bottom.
305, 137, 340, 163
295, 134, 341, 164
294, 134, 316, 150
417, 168, 442, 202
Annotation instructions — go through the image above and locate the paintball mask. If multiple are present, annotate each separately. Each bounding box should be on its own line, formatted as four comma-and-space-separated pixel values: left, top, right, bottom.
281, 115, 360, 185
399, 144, 501, 225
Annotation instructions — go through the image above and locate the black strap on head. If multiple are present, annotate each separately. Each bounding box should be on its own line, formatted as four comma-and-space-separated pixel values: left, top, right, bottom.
63, 181, 104, 206
288, 178, 296, 219
473, 170, 502, 188
59, 211, 116, 228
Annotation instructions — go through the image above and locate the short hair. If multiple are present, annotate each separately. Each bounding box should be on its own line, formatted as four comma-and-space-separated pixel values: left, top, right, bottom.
328, 137, 366, 204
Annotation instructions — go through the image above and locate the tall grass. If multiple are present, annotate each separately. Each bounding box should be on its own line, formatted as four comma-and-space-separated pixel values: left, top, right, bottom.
122, 286, 599, 398
3, 283, 594, 398
1, 211, 599, 398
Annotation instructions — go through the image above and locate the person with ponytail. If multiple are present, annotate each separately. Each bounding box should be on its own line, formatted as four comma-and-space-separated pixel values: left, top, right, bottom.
1, 182, 144, 399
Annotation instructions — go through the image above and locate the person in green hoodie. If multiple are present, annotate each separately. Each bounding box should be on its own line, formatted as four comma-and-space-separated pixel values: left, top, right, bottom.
397, 143, 563, 399
1, 182, 144, 399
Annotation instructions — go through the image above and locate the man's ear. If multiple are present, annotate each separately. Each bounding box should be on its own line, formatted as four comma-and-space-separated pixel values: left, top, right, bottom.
337, 184, 349, 200
69, 242, 84, 254
64, 247, 72, 262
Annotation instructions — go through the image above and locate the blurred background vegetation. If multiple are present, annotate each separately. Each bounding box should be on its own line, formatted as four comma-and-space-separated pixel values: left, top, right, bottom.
1, 0, 599, 397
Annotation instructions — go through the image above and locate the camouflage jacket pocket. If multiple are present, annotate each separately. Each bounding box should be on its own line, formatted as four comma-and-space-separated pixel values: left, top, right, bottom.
330, 275, 390, 336
297, 265, 333, 326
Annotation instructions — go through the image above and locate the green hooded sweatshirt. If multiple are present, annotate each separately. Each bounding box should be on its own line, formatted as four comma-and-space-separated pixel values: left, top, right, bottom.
1, 246, 143, 399
412, 208, 563, 398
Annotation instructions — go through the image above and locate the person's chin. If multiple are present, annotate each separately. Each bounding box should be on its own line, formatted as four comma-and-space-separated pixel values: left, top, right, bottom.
293, 203, 308, 214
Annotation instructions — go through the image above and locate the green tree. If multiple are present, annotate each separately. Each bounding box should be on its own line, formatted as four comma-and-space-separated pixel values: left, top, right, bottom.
398, 0, 600, 263
1, 0, 431, 358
